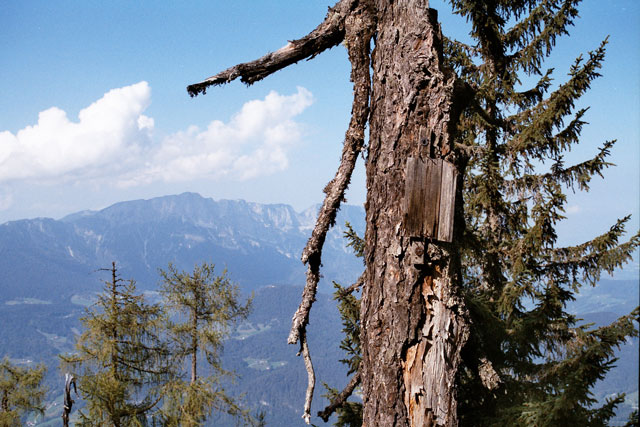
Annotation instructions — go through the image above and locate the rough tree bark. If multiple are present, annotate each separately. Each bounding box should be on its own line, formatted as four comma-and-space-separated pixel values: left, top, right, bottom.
188, 1, 469, 425
361, 2, 469, 426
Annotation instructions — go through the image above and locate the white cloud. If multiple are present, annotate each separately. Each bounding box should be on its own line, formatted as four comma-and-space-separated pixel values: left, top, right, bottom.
0, 83, 313, 188
0, 82, 152, 183
119, 87, 313, 186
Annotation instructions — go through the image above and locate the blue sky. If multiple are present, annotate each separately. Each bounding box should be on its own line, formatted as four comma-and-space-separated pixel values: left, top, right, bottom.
1, 0, 638, 256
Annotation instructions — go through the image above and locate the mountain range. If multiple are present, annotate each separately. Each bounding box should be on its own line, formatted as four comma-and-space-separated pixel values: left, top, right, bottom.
0, 192, 636, 425
0, 192, 365, 301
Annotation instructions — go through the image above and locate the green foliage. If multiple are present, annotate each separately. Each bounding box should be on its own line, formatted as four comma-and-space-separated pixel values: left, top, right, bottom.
158, 262, 252, 426
333, 282, 361, 377
441, 1, 640, 425
343, 222, 365, 261
60, 262, 174, 426
0, 358, 46, 425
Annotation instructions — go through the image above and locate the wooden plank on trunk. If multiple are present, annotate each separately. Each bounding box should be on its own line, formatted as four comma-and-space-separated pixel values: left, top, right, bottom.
403, 157, 456, 242
404, 158, 427, 236
437, 161, 457, 242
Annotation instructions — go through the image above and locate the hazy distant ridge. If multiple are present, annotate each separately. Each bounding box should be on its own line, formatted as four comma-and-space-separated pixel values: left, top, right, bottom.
0, 192, 366, 301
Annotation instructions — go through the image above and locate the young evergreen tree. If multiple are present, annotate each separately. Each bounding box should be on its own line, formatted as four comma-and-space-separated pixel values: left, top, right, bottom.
0, 358, 46, 425
61, 262, 175, 426
444, 0, 639, 425
158, 262, 252, 426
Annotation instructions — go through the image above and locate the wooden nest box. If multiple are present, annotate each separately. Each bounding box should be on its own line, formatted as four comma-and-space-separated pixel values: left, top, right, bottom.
403, 157, 457, 243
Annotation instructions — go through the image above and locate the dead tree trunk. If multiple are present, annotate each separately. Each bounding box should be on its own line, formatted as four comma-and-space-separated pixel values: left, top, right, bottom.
360, 2, 469, 426
187, 1, 469, 425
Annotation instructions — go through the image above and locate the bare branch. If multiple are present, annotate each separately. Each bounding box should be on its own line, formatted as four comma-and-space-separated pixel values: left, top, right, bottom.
288, 3, 375, 347
318, 370, 360, 422
62, 373, 77, 427
300, 333, 315, 424
285, 5, 375, 422
187, 0, 358, 97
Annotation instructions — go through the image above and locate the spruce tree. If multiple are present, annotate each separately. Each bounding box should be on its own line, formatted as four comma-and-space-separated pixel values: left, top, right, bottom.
158, 262, 252, 426
61, 262, 174, 426
445, 0, 639, 425
0, 358, 46, 426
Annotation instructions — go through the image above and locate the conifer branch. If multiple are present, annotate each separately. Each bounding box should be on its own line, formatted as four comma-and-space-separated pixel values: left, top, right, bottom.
507, 40, 607, 157
337, 274, 364, 298
510, 68, 554, 111
504, 140, 615, 195
506, 0, 581, 74
545, 228, 640, 287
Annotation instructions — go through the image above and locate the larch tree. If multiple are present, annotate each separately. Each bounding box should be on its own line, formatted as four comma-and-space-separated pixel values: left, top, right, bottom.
60, 262, 175, 426
158, 262, 252, 426
0, 358, 46, 426
186, 0, 638, 426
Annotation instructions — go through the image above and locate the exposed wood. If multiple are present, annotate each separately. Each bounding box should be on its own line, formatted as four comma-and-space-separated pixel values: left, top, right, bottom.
401, 271, 467, 426
299, 334, 315, 424
438, 161, 457, 242
425, 158, 443, 237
